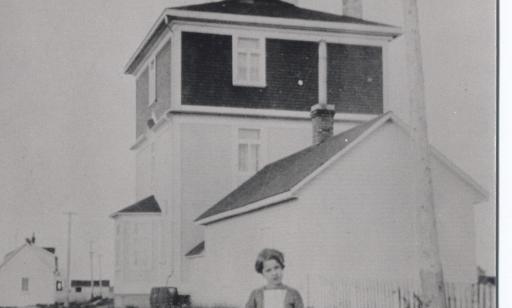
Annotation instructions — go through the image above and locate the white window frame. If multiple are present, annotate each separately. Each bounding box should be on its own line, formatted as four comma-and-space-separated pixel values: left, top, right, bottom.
148, 57, 157, 106
234, 127, 266, 186
232, 35, 266, 87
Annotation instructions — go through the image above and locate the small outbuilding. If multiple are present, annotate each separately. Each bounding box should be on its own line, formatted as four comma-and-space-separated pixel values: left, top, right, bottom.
0, 240, 61, 307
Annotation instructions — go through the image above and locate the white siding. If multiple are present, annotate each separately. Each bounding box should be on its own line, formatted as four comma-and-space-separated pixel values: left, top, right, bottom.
195, 122, 479, 306
114, 215, 164, 298
296, 123, 477, 283
178, 116, 358, 287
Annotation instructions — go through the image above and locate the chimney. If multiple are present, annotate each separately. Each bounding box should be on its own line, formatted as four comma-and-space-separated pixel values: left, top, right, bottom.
311, 40, 336, 145
342, 0, 363, 18
311, 104, 335, 144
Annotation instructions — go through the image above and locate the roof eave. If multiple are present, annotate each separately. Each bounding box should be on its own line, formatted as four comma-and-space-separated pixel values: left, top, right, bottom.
195, 191, 296, 225
165, 8, 402, 37
124, 10, 171, 75
124, 7, 402, 74
109, 211, 162, 219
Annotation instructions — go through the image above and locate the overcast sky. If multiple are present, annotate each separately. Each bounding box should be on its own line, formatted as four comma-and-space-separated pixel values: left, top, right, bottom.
0, 0, 495, 280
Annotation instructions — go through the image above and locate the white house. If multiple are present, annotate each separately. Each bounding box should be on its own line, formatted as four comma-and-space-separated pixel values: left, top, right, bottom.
0, 241, 62, 307
188, 112, 487, 307
111, 0, 487, 307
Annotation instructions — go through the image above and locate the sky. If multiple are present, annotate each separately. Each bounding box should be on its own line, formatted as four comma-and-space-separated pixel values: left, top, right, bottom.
0, 0, 496, 281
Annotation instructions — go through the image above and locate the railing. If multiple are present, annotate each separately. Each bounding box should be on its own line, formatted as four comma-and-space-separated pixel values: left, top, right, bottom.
305, 277, 495, 308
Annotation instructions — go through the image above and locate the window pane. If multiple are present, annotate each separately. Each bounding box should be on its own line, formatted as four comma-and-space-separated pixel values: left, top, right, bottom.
22, 278, 29, 291
249, 144, 260, 172
238, 144, 248, 172
237, 52, 247, 81
249, 54, 260, 82
239, 129, 260, 140
238, 37, 259, 50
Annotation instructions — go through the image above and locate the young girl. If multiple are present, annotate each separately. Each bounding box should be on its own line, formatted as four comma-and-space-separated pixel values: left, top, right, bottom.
246, 249, 304, 308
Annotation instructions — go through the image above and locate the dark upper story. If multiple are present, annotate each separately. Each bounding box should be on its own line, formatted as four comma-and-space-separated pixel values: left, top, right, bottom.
125, 0, 401, 140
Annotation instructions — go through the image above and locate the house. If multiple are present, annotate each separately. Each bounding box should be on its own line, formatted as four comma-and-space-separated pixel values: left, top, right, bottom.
189, 112, 487, 306
0, 239, 62, 307
111, 0, 484, 307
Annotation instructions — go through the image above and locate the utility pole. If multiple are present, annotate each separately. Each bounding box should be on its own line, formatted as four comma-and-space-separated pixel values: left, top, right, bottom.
97, 253, 103, 298
89, 240, 95, 300
402, 0, 447, 308
63, 212, 76, 308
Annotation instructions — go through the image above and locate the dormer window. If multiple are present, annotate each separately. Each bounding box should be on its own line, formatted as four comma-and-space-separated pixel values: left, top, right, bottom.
233, 35, 266, 87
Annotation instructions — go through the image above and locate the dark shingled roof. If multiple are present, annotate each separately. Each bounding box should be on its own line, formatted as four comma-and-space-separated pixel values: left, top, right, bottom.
174, 0, 388, 27
185, 241, 205, 257
196, 113, 388, 222
116, 195, 161, 214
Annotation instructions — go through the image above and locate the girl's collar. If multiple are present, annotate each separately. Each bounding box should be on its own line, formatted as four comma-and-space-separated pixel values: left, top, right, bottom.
263, 283, 287, 290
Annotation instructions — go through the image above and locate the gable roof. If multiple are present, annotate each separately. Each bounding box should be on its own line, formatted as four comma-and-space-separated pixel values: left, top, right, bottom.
196, 112, 388, 223
174, 0, 386, 26
196, 112, 489, 225
111, 195, 162, 217
0, 243, 57, 273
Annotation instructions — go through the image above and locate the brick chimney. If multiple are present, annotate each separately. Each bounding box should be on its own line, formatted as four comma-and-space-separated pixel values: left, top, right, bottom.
342, 0, 363, 18
311, 40, 336, 145
311, 104, 335, 144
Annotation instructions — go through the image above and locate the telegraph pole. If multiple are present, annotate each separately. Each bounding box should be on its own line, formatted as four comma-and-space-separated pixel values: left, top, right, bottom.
98, 253, 103, 298
89, 240, 95, 299
402, 0, 447, 308
63, 212, 77, 308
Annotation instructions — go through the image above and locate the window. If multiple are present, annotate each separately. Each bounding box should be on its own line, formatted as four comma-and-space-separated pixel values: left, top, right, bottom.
56, 281, 63, 291
237, 128, 262, 184
148, 58, 156, 105
21, 277, 29, 291
233, 36, 266, 87
76, 287, 82, 293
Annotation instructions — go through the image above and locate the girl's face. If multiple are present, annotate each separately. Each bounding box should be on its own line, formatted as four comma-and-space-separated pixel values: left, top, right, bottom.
261, 259, 283, 287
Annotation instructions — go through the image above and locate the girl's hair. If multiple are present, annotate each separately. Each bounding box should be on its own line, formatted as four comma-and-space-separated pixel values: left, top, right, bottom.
254, 248, 285, 274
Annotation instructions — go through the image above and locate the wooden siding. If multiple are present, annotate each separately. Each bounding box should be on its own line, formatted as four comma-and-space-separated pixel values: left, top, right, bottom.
136, 68, 150, 138
327, 43, 383, 114
181, 32, 318, 111
134, 41, 171, 139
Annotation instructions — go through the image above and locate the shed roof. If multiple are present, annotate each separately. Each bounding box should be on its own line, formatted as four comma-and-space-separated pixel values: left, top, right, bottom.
111, 195, 162, 216
185, 241, 205, 257
196, 111, 489, 225
196, 113, 386, 222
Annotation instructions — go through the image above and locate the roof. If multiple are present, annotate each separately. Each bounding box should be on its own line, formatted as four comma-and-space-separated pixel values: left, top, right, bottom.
111, 195, 162, 217
0, 243, 57, 273
174, 0, 386, 26
196, 111, 489, 225
185, 241, 205, 257
196, 113, 387, 223
124, 0, 401, 74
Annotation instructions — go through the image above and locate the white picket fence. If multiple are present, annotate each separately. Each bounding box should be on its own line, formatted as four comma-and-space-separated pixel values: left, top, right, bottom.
304, 277, 495, 308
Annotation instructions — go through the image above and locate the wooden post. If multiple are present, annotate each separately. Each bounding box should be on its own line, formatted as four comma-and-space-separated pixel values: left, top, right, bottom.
318, 40, 327, 106
63, 212, 76, 308
402, 0, 447, 307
